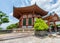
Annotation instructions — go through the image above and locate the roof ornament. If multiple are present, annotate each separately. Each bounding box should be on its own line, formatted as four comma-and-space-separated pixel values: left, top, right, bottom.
52, 11, 55, 15
50, 13, 52, 16
35, 2, 36, 5
49, 11, 55, 16
52, 11, 55, 13
13, 5, 16, 9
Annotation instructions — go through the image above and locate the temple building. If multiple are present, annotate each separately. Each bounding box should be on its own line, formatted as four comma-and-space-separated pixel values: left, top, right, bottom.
13, 4, 48, 28
13, 4, 59, 31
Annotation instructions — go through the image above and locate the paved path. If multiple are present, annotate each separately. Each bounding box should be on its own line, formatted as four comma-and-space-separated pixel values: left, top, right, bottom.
0, 36, 60, 43
0, 32, 60, 43
0, 32, 34, 41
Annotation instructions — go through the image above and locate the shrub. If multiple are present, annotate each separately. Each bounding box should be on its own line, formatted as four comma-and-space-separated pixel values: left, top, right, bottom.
34, 18, 49, 31
6, 23, 19, 30
56, 24, 60, 26
0, 27, 2, 30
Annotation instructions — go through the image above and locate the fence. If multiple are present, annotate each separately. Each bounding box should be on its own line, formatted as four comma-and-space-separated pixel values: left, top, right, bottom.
13, 28, 34, 32
0, 30, 13, 33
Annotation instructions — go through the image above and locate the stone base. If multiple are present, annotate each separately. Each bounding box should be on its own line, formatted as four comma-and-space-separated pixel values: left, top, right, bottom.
35, 31, 48, 37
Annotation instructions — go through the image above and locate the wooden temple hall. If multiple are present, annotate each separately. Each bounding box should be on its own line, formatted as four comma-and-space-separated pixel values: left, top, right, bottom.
13, 4, 59, 29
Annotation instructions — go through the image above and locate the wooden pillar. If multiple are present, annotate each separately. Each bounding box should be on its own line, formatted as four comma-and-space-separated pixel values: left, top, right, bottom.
33, 17, 34, 27
47, 21, 50, 26
19, 20, 20, 28
48, 21, 51, 32
32, 14, 34, 28
19, 12, 23, 28
26, 14, 28, 28
32, 10, 34, 27
19, 16, 22, 28
19, 20, 21, 28
54, 21, 57, 32
48, 20, 52, 33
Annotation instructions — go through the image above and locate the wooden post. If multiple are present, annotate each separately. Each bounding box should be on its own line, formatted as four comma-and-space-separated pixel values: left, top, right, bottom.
19, 12, 23, 28
48, 21, 51, 32
19, 17, 22, 28
26, 14, 28, 28
32, 10, 34, 27
54, 21, 57, 32
33, 17, 34, 27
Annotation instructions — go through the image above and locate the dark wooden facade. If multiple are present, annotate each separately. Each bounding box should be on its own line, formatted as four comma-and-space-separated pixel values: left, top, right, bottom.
13, 4, 48, 28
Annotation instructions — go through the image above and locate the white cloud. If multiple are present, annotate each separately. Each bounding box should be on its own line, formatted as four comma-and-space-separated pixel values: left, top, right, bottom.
31, 0, 60, 16
9, 12, 13, 16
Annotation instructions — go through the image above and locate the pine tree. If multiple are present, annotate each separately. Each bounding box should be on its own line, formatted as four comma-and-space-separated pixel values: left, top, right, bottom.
0, 11, 9, 30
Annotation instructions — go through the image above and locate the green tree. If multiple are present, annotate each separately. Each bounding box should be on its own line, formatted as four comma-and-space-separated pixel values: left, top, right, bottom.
6, 23, 19, 30
0, 11, 9, 29
34, 18, 49, 31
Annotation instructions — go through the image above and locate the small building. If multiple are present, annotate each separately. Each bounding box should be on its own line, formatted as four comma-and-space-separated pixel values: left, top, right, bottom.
43, 12, 60, 31
13, 4, 48, 28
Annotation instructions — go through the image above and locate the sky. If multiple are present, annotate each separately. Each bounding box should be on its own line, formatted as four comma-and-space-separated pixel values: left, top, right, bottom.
0, 0, 60, 29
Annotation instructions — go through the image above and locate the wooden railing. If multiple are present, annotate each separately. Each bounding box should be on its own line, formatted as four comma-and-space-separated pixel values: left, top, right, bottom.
13, 28, 34, 32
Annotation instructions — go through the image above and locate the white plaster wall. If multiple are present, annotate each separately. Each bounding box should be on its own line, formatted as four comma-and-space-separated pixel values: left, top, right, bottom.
22, 26, 26, 28
23, 15, 27, 18
28, 26, 33, 28
28, 14, 32, 18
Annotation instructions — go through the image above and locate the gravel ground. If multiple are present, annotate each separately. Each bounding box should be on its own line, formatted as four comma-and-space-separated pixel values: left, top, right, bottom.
0, 36, 60, 43
0, 32, 60, 43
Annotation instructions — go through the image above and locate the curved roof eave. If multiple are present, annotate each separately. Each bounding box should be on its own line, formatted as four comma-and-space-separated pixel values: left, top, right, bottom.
13, 4, 48, 19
